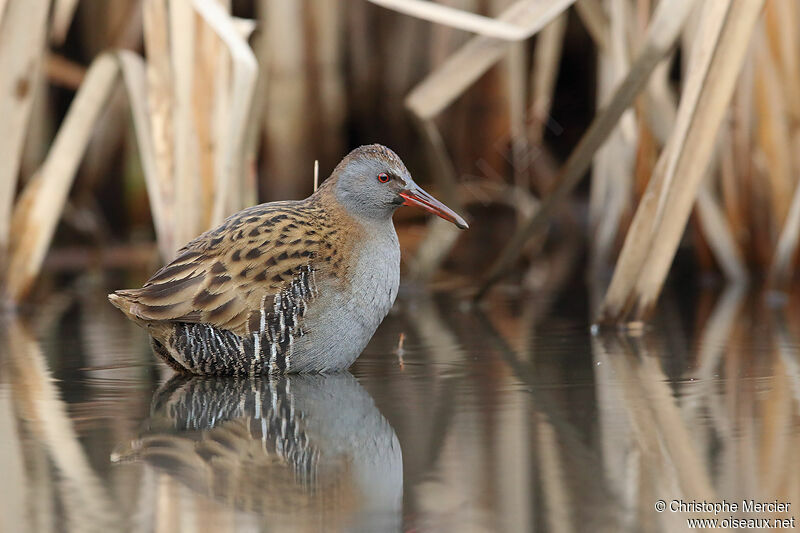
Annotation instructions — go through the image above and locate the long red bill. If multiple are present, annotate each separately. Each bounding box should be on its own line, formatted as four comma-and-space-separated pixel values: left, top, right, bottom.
399, 187, 469, 229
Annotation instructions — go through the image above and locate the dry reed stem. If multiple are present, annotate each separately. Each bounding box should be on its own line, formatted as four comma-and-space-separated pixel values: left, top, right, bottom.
529, 13, 567, 146
263, 0, 309, 201
643, 59, 676, 144
754, 28, 793, 228
193, 4, 221, 231
231, 15, 258, 211
19, 75, 52, 198
600, 0, 733, 319
50, 0, 80, 45
405, 0, 576, 120
4, 54, 119, 301
371, 0, 558, 40
231, 16, 256, 38
369, 0, 536, 40
601, 0, 764, 322
477, 0, 697, 299
384, 3, 421, 101
696, 182, 748, 283
117, 51, 173, 260
573, 0, 608, 51
310, 0, 344, 171
0, 0, 50, 267
45, 53, 87, 89
194, 0, 258, 226
765, 0, 800, 121
3, 1, 260, 303
143, 0, 176, 255
732, 56, 754, 198
245, 9, 272, 209
506, 41, 527, 188
628, 0, 764, 314
402, 0, 573, 279
769, 160, 800, 286
718, 131, 744, 245
170, 0, 200, 251
589, 0, 636, 272
460, 180, 540, 218
642, 56, 746, 285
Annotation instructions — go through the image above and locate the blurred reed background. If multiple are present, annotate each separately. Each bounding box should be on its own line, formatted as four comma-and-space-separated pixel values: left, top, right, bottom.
0, 0, 798, 324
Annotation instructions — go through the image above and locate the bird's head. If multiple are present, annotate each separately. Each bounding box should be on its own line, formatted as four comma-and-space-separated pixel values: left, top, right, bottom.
327, 144, 468, 229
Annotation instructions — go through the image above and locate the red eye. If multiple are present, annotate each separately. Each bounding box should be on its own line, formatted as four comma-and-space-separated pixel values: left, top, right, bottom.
377, 173, 390, 183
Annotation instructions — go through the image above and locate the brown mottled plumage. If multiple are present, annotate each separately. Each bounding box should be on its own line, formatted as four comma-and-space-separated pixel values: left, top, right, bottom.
110, 144, 467, 374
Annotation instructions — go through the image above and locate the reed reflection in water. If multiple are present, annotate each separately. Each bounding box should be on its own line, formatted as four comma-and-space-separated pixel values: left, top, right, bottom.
1, 284, 800, 531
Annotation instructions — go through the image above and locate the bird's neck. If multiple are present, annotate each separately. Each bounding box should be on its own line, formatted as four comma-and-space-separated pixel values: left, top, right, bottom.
311, 174, 397, 234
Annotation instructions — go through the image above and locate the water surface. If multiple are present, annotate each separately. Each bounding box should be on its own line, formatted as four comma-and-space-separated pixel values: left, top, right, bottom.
1, 283, 799, 532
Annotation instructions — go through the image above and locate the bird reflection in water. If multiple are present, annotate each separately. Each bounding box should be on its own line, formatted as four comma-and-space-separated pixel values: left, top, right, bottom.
113, 372, 402, 531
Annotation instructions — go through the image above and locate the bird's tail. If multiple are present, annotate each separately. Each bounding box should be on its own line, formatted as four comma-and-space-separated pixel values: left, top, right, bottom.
108, 290, 147, 327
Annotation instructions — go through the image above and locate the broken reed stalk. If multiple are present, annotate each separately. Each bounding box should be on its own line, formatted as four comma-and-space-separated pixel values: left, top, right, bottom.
573, 0, 608, 51
599, 0, 764, 323
0, 0, 50, 268
146, 0, 257, 257
2, 1, 259, 303
5, 54, 120, 301
476, 0, 698, 299
399, 0, 576, 280
404, 0, 576, 121
368, 0, 539, 41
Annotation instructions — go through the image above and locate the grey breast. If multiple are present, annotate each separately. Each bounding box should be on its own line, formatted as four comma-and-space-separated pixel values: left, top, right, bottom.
293, 220, 401, 373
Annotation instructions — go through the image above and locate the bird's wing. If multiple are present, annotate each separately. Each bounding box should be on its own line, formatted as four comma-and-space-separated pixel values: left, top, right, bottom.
110, 201, 330, 336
